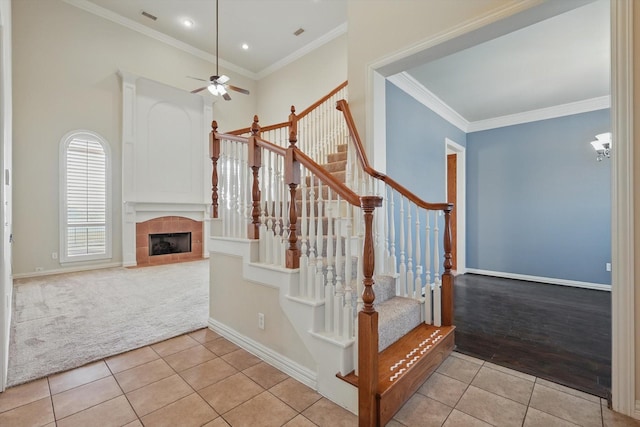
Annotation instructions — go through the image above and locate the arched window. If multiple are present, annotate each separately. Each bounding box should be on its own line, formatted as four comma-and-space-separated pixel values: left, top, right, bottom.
60, 131, 112, 263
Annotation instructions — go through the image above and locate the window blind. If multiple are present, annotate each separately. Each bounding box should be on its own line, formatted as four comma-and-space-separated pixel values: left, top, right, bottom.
65, 137, 107, 257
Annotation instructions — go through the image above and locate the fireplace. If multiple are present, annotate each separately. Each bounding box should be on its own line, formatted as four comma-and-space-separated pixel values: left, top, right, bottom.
135, 216, 203, 266
149, 232, 191, 256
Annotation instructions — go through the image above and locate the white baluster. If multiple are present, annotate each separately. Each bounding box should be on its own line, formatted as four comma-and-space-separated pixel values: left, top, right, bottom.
259, 148, 267, 262
344, 204, 354, 331
307, 174, 316, 299
298, 166, 308, 297
265, 151, 274, 264
407, 200, 414, 298
242, 143, 249, 239
325, 188, 334, 334
334, 213, 344, 338
315, 180, 325, 302
434, 280, 442, 327
424, 211, 432, 324
273, 154, 282, 265
415, 206, 423, 301
281, 174, 288, 267
434, 213, 440, 285
433, 212, 441, 326
388, 188, 397, 276
399, 196, 406, 297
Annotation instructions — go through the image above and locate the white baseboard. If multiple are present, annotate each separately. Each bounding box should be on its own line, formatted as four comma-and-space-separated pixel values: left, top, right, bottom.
12, 262, 123, 280
464, 269, 611, 292
208, 318, 317, 390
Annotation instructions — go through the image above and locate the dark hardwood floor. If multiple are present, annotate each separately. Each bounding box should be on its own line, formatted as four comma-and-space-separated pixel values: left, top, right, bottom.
453, 273, 611, 399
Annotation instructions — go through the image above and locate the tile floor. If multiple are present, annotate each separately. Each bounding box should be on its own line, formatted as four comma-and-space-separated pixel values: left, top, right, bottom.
0, 328, 638, 427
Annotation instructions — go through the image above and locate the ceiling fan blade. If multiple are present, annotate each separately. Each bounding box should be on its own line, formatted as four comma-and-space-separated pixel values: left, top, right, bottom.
227, 85, 250, 95
187, 76, 208, 82
217, 75, 230, 84
222, 92, 232, 101
191, 86, 209, 94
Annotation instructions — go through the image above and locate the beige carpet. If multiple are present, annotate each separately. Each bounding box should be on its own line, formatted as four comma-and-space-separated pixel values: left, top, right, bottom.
8, 260, 209, 386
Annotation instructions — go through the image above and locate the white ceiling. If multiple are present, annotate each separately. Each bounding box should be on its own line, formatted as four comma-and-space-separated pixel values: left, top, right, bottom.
403, 0, 610, 123
71, 0, 610, 123
82, 0, 347, 76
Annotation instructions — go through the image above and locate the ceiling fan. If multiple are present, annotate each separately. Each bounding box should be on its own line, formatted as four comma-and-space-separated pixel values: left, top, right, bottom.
189, 0, 249, 100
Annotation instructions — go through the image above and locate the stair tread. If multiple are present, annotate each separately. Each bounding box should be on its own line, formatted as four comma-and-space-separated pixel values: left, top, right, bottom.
338, 323, 455, 394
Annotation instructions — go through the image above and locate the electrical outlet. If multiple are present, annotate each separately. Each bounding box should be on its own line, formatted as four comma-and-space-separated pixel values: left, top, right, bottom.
606, 262, 611, 272
258, 313, 265, 330
51, 252, 58, 260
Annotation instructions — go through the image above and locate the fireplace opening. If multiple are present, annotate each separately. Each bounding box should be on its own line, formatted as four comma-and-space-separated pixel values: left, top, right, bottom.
149, 232, 192, 256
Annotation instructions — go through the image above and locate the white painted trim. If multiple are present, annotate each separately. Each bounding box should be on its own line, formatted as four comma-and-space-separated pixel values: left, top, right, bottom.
208, 318, 318, 390
445, 138, 466, 274
388, 73, 469, 132
256, 23, 347, 80
388, 71, 610, 132
58, 130, 113, 265
372, 71, 387, 172
465, 268, 611, 292
12, 262, 123, 280
467, 96, 611, 132
62, 0, 257, 79
610, 0, 635, 416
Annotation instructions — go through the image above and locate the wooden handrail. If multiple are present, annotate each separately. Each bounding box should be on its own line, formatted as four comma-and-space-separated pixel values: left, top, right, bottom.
226, 81, 348, 135
336, 99, 453, 213
297, 80, 348, 120
228, 120, 290, 136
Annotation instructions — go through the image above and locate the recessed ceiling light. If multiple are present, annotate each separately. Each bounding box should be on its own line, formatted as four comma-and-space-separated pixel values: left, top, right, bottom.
242, 43, 249, 50
183, 19, 194, 28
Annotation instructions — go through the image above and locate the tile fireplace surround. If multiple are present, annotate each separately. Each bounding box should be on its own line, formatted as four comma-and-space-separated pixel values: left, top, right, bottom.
136, 216, 203, 266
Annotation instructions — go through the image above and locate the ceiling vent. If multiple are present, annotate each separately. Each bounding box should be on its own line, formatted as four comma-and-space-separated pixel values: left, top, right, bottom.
293, 28, 305, 36
141, 11, 158, 21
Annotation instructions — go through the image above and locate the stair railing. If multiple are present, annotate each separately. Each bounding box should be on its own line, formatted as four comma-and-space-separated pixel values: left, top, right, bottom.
336, 99, 454, 328
227, 81, 348, 166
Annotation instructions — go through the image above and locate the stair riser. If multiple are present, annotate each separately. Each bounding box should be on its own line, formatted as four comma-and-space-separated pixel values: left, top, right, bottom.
320, 160, 347, 173
327, 151, 347, 163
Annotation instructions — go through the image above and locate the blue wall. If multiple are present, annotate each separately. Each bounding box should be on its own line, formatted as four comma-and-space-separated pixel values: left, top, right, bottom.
386, 82, 466, 202
386, 81, 611, 286
466, 109, 611, 285
386, 82, 466, 283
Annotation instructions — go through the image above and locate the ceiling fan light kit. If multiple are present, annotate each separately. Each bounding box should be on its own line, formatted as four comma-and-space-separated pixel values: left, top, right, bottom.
189, 0, 249, 100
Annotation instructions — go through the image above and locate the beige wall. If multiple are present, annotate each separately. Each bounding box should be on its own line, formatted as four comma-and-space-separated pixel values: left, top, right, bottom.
12, 0, 255, 275
634, 1, 640, 403
346, 0, 508, 140
256, 34, 347, 126
209, 254, 315, 370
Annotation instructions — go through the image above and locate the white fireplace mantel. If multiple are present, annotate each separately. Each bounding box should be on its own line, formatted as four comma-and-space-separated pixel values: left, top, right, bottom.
119, 71, 213, 266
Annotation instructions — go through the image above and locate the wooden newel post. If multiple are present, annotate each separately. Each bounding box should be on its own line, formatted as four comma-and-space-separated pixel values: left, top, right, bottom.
441, 204, 454, 326
289, 105, 297, 141
284, 121, 300, 269
209, 121, 220, 218
247, 116, 262, 239
358, 195, 383, 427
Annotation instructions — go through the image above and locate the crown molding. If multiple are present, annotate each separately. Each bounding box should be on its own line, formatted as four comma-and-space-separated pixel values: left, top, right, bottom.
390, 71, 611, 133
256, 23, 347, 80
467, 95, 611, 132
62, 0, 258, 80
387, 72, 470, 132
